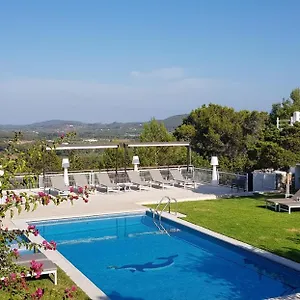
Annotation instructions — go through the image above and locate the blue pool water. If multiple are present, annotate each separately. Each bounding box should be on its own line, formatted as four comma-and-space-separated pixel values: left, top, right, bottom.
34, 214, 300, 300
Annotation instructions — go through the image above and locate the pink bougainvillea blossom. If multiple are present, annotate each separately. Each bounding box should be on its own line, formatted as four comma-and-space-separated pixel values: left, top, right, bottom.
31, 287, 44, 299
30, 260, 43, 279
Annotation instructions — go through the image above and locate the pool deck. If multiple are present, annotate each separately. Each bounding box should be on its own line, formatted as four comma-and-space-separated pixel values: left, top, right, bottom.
6, 184, 248, 300
4, 184, 245, 227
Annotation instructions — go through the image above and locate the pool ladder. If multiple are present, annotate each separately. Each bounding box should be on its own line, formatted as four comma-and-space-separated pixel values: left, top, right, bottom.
152, 196, 178, 235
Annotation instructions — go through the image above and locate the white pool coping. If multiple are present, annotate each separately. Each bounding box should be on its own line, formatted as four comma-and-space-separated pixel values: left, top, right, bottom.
158, 211, 300, 273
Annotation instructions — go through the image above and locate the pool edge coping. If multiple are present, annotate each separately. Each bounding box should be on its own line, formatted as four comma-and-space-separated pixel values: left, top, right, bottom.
158, 210, 300, 273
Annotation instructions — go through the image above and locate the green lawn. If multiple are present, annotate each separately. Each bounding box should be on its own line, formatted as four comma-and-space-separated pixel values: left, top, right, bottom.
0, 267, 90, 300
159, 195, 300, 263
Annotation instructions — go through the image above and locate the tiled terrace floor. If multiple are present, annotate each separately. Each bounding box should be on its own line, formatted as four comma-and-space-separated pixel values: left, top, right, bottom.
4, 184, 246, 228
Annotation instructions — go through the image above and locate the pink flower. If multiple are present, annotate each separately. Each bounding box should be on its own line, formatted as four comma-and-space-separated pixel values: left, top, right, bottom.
42, 240, 57, 250
71, 194, 79, 200
35, 288, 43, 298
78, 186, 83, 194
65, 285, 77, 298
69, 186, 74, 193
12, 248, 19, 258
28, 225, 36, 231
31, 287, 44, 299
71, 285, 77, 292
3, 277, 8, 286
38, 191, 46, 197
84, 198, 88, 203
28, 224, 39, 236
10, 273, 16, 281
50, 241, 57, 250
30, 260, 43, 279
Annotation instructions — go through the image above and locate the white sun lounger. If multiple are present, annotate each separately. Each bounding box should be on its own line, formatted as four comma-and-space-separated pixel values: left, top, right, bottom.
169, 169, 197, 189
13, 252, 57, 285
266, 189, 300, 211
95, 173, 120, 193
127, 171, 151, 191
49, 176, 69, 195
148, 169, 174, 189
72, 173, 90, 188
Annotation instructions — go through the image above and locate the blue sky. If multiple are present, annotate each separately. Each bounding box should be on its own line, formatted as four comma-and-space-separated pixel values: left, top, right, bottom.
1, 0, 300, 124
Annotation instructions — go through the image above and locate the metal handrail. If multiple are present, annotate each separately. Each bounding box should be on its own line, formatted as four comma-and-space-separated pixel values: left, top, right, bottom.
152, 196, 178, 235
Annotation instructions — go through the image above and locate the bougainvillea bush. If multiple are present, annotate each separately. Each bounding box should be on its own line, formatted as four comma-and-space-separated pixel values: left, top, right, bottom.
0, 133, 89, 299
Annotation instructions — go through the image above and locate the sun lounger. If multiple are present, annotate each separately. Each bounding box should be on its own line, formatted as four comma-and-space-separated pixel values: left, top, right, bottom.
13, 253, 47, 262
49, 176, 70, 195
95, 173, 120, 193
148, 169, 174, 189
127, 171, 151, 191
277, 199, 300, 214
14, 253, 57, 285
169, 169, 197, 189
72, 173, 90, 188
265, 189, 300, 211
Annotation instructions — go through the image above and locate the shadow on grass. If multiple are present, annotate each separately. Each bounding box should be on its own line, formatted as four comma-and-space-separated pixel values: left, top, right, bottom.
274, 249, 300, 263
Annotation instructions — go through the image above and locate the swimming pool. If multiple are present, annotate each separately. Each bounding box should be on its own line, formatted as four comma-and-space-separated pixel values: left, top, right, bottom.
34, 213, 300, 300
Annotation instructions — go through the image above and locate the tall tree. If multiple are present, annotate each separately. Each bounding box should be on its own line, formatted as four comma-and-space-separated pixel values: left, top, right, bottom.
137, 119, 186, 166
270, 88, 300, 124
175, 104, 268, 171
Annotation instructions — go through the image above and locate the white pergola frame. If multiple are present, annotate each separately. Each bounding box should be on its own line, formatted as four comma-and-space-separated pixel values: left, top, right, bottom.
46, 141, 192, 171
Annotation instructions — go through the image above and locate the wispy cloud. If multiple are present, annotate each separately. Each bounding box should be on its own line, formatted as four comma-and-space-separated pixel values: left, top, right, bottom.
0, 70, 245, 124
130, 67, 185, 80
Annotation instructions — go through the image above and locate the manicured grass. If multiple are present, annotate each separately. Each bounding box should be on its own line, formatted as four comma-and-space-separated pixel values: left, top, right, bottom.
153, 195, 300, 263
0, 267, 90, 300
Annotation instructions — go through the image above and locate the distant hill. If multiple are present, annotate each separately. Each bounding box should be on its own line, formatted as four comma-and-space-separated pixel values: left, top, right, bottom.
0, 114, 187, 132
160, 114, 188, 130
26, 120, 84, 129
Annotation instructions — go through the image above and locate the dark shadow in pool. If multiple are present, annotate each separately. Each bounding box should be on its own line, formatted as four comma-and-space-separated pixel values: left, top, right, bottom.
104, 291, 144, 300
176, 252, 297, 298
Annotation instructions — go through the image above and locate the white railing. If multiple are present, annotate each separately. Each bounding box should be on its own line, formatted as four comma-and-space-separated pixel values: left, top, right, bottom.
10, 166, 247, 191
193, 168, 212, 184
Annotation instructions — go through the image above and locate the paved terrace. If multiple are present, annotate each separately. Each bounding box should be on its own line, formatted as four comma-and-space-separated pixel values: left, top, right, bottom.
4, 184, 246, 228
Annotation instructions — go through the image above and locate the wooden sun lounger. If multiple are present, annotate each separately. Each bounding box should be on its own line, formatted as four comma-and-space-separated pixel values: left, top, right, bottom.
13, 253, 57, 285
